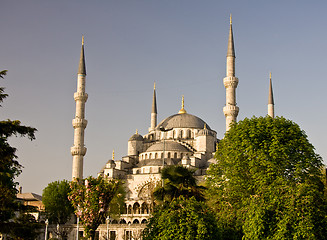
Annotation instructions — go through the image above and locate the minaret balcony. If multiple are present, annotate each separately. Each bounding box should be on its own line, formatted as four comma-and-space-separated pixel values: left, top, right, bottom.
223, 76, 239, 88
223, 105, 239, 117
71, 146, 87, 156
72, 118, 88, 128
74, 92, 88, 101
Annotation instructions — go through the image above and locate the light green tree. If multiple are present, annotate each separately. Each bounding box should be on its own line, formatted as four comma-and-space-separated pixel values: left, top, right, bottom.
142, 196, 220, 240
206, 116, 327, 240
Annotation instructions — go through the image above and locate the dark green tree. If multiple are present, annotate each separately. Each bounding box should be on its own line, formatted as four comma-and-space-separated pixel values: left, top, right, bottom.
206, 116, 327, 240
153, 165, 205, 203
7, 204, 42, 240
0, 70, 37, 234
142, 196, 220, 240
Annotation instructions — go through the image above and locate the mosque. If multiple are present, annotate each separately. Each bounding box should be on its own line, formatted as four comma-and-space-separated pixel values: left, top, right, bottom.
69, 16, 274, 240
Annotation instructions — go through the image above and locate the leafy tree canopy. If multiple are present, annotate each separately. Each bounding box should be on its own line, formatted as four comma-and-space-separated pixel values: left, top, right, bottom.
68, 176, 123, 240
0, 70, 37, 233
142, 196, 220, 240
42, 180, 74, 225
206, 116, 327, 239
153, 165, 205, 203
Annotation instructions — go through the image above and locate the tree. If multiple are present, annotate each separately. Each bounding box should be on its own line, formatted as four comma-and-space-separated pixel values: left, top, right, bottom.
153, 165, 205, 203
42, 180, 74, 239
142, 196, 220, 240
0, 70, 37, 234
7, 204, 42, 240
68, 176, 123, 240
42, 180, 74, 224
206, 116, 327, 239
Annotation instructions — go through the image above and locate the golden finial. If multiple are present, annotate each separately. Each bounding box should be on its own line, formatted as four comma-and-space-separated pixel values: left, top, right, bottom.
82, 35, 84, 45
269, 72, 272, 79
216, 142, 219, 151
112, 149, 115, 160
230, 14, 232, 25
154, 82, 156, 90
136, 129, 138, 134
204, 123, 207, 130
178, 95, 187, 114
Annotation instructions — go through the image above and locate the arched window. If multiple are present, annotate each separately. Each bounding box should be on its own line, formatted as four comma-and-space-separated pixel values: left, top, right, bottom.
187, 129, 191, 138
167, 152, 171, 158
141, 219, 147, 224
180, 153, 183, 158
141, 202, 149, 214
111, 219, 118, 224
174, 152, 177, 158
181, 130, 184, 138
133, 219, 140, 224
154, 153, 158, 159
133, 202, 140, 214
128, 205, 132, 215
173, 130, 175, 139
120, 219, 127, 224
149, 153, 152, 159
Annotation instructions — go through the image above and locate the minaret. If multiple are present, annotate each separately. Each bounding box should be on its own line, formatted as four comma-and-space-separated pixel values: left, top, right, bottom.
71, 36, 88, 181
223, 14, 239, 131
149, 82, 157, 132
268, 72, 274, 118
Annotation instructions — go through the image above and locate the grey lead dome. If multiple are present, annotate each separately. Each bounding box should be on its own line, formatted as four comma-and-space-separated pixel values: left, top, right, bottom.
156, 113, 211, 130
146, 141, 191, 152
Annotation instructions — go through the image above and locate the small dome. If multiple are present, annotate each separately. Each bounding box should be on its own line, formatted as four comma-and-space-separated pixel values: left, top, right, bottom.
157, 113, 211, 130
146, 141, 191, 152
129, 133, 143, 141
106, 159, 116, 168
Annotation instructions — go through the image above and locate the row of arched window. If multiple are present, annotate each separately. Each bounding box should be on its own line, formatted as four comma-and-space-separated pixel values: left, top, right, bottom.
140, 152, 189, 160
162, 129, 193, 140
110, 218, 147, 224
124, 202, 151, 215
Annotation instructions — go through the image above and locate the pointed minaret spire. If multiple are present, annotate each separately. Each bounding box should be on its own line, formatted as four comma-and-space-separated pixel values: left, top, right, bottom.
227, 14, 235, 58
149, 82, 157, 132
71, 36, 88, 181
178, 95, 187, 114
268, 72, 275, 118
78, 35, 86, 75
223, 14, 239, 131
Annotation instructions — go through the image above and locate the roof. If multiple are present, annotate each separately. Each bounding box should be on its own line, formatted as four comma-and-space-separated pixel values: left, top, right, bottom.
146, 141, 191, 152
129, 133, 144, 141
156, 113, 211, 130
17, 193, 42, 202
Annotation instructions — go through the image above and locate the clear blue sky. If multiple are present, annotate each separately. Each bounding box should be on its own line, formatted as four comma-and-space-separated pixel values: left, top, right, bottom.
1, 1, 327, 194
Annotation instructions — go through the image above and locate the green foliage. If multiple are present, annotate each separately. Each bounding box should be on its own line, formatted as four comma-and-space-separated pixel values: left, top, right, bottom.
153, 165, 205, 203
68, 176, 123, 240
7, 207, 42, 240
206, 116, 327, 239
143, 196, 220, 240
0, 70, 37, 233
42, 180, 74, 224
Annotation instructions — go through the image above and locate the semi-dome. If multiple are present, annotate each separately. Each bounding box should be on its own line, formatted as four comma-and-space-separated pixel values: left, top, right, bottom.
129, 133, 143, 141
146, 141, 191, 152
156, 113, 211, 130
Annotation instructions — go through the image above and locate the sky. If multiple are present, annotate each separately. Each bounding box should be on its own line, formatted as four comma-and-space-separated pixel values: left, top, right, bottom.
1, 0, 327, 194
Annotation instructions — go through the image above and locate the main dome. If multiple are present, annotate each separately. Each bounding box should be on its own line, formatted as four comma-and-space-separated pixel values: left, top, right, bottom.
156, 113, 211, 130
